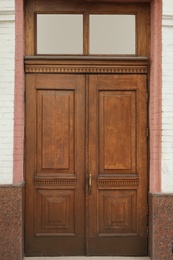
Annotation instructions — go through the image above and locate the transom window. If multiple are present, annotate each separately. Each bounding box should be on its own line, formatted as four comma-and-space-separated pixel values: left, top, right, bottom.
25, 1, 149, 57
36, 14, 136, 55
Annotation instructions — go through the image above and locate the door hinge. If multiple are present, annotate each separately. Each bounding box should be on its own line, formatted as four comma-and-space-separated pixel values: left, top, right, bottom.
147, 204, 149, 215
147, 226, 149, 236
146, 92, 149, 103
147, 127, 149, 138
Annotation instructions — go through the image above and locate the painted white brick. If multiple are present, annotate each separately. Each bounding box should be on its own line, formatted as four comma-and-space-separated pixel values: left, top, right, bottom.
162, 124, 173, 130
0, 1, 15, 184
162, 97, 173, 106
0, 159, 13, 166
0, 137, 13, 144
162, 0, 173, 192
0, 174, 13, 184
0, 150, 13, 158
163, 0, 173, 15
0, 0, 15, 10
162, 142, 173, 148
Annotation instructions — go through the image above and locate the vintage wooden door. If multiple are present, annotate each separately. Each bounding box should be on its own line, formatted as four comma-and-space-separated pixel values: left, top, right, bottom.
87, 74, 148, 255
25, 68, 148, 256
25, 74, 86, 255
25, 0, 150, 256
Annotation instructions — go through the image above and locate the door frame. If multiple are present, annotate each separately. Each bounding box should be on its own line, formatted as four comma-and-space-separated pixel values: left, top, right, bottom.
25, 56, 149, 256
24, 0, 150, 256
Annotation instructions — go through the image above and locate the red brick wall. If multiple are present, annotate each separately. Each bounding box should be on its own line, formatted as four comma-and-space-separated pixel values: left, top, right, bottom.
13, 0, 24, 183
150, 0, 162, 192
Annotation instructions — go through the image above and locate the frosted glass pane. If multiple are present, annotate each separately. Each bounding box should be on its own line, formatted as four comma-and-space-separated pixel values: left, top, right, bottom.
90, 15, 136, 55
37, 14, 83, 54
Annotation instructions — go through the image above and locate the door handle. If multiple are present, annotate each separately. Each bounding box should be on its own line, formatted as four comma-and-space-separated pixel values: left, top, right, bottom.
89, 173, 92, 191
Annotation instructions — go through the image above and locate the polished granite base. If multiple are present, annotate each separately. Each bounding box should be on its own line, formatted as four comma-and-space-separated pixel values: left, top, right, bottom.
149, 192, 173, 260
2, 187, 173, 260
0, 183, 24, 260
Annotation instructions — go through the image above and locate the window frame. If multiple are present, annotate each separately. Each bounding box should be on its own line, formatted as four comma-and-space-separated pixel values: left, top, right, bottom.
25, 1, 150, 57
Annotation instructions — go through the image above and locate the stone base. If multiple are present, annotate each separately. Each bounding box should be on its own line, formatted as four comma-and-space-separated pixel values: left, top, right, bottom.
2, 187, 173, 259
0, 182, 24, 260
149, 193, 173, 260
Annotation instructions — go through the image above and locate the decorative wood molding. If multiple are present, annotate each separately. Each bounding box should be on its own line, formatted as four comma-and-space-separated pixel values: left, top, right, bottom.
35, 180, 77, 186
25, 57, 148, 74
25, 65, 147, 74
97, 179, 139, 187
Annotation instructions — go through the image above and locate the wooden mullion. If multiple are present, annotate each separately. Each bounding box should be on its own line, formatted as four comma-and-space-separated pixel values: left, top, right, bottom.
83, 13, 89, 55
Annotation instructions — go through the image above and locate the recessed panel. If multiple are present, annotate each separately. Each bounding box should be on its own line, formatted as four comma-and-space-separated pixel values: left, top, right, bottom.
99, 91, 136, 173
35, 189, 75, 236
89, 15, 136, 55
37, 90, 74, 173
37, 14, 83, 54
98, 190, 137, 236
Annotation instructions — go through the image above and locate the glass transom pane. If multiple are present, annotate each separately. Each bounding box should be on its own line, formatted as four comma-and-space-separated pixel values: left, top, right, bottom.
37, 14, 83, 54
89, 15, 136, 55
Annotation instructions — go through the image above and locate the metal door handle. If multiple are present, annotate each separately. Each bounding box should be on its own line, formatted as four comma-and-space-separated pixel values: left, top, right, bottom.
89, 173, 92, 190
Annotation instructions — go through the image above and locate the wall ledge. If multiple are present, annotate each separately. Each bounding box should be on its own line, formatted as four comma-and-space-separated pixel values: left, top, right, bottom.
0, 10, 15, 22
162, 14, 173, 27
149, 192, 173, 195
0, 181, 25, 188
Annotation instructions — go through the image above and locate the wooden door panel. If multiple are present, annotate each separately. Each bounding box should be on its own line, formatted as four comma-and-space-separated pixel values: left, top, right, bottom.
88, 74, 148, 256
98, 189, 137, 236
25, 74, 85, 256
37, 90, 74, 173
99, 90, 136, 173
88, 236, 147, 256
35, 189, 75, 236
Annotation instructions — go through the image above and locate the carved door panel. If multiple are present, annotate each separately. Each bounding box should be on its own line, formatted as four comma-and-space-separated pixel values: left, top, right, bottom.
88, 74, 148, 255
25, 74, 85, 255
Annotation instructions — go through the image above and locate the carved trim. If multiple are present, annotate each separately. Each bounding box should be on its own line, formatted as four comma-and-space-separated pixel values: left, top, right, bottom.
35, 180, 77, 186
97, 180, 139, 186
25, 66, 147, 74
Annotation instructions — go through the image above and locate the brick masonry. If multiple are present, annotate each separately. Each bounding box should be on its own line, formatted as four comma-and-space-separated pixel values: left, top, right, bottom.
150, 0, 162, 193
0, 0, 15, 184
13, 0, 24, 183
162, 0, 173, 192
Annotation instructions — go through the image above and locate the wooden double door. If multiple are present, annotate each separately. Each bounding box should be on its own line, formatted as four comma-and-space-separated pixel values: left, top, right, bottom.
25, 72, 148, 256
